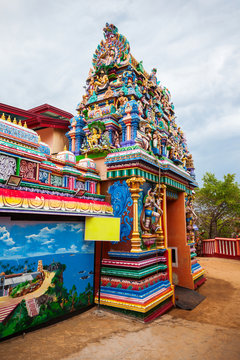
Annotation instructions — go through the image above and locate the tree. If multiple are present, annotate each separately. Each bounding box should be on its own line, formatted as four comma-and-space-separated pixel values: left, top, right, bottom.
195, 172, 240, 239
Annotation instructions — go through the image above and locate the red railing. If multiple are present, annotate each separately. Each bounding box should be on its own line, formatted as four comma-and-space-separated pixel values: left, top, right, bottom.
202, 238, 240, 259
202, 239, 215, 256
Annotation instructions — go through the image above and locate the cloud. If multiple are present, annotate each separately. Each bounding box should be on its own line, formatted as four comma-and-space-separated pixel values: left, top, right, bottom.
55, 244, 78, 254
0, 226, 15, 246
81, 242, 94, 254
42, 239, 55, 245
25, 224, 66, 243
55, 248, 67, 253
0, 0, 239, 184
70, 224, 84, 233
7, 246, 22, 252
70, 244, 78, 252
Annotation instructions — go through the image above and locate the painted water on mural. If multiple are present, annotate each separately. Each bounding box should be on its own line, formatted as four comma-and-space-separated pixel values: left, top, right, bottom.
0, 220, 95, 339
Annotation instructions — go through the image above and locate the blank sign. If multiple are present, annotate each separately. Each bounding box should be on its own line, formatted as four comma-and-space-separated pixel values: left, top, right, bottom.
85, 216, 121, 242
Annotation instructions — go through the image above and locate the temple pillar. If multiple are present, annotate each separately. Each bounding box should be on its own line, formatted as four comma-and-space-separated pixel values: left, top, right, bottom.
160, 184, 168, 248
126, 177, 145, 252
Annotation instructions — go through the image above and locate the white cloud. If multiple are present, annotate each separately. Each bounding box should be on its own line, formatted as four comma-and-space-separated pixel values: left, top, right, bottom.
56, 247, 67, 253
81, 242, 94, 253
70, 244, 78, 252
0, 0, 239, 183
42, 239, 55, 245
70, 224, 84, 233
7, 246, 22, 252
0, 226, 15, 246
25, 224, 66, 242
55, 244, 78, 253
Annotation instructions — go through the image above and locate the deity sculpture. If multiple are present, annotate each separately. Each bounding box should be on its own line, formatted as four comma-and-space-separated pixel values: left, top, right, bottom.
87, 77, 96, 96
87, 128, 102, 148
95, 71, 109, 91
99, 46, 116, 65
136, 123, 152, 151
186, 193, 197, 243
152, 131, 161, 156
149, 68, 158, 86
116, 91, 128, 109
113, 130, 120, 148
140, 185, 163, 242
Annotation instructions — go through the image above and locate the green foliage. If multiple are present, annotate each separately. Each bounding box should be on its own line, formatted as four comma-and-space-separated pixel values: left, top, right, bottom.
88, 120, 105, 133
10, 281, 30, 297
195, 172, 240, 238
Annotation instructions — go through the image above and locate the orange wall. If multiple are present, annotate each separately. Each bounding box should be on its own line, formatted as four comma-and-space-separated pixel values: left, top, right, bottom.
36, 128, 68, 154
37, 128, 54, 150
167, 192, 194, 289
95, 158, 108, 180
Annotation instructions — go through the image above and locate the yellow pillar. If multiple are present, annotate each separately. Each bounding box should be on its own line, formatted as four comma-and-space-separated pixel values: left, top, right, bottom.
161, 184, 168, 249
155, 184, 165, 249
126, 177, 145, 252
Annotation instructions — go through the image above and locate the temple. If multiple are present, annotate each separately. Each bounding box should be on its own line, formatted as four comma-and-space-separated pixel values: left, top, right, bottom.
0, 24, 205, 338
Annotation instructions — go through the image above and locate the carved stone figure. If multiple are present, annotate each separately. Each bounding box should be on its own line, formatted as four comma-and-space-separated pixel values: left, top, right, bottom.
140, 186, 163, 235
95, 71, 109, 91
87, 128, 102, 148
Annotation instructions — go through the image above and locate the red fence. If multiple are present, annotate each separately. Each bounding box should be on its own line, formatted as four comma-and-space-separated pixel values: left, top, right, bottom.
202, 238, 240, 259
202, 239, 215, 256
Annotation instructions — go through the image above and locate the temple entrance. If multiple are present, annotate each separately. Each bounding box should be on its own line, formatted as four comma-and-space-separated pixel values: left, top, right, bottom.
166, 192, 194, 289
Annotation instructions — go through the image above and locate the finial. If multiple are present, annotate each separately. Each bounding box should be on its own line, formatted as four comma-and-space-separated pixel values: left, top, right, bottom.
18, 119, 22, 126
38, 135, 41, 143
1, 113, 6, 120
64, 145, 67, 151
24, 121, 27, 128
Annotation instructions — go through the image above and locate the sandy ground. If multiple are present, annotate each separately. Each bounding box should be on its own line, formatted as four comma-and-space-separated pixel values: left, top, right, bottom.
0, 257, 240, 360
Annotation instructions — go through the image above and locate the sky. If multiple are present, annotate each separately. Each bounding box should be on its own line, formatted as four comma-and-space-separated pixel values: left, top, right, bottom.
0, 220, 94, 259
1, 0, 240, 185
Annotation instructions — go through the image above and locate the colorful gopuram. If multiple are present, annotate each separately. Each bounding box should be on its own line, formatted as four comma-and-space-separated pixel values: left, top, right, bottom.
66, 23, 205, 321
0, 23, 205, 339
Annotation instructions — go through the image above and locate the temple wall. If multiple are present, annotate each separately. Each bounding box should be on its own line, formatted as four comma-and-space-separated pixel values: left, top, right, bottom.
37, 128, 68, 154
167, 192, 194, 289
0, 216, 95, 339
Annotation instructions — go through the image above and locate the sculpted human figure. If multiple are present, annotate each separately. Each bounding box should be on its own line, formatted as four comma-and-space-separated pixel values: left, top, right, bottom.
116, 91, 128, 108
113, 130, 120, 148
99, 45, 116, 65
88, 77, 96, 96
95, 71, 109, 90
87, 128, 102, 148
140, 187, 163, 234
153, 131, 161, 154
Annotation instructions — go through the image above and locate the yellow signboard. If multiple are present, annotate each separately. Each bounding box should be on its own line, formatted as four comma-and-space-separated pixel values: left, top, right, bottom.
85, 216, 121, 242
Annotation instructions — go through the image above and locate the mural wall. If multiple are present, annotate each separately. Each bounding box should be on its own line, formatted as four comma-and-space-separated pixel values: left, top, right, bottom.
0, 218, 94, 339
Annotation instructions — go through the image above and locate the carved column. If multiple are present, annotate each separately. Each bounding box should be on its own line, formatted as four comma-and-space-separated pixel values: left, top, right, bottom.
155, 184, 165, 249
126, 177, 145, 252
160, 184, 168, 249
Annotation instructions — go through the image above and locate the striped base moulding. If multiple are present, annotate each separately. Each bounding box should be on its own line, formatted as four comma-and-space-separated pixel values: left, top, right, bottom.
100, 297, 174, 323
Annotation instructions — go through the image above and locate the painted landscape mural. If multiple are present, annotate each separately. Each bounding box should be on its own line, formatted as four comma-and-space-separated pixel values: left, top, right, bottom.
0, 219, 94, 339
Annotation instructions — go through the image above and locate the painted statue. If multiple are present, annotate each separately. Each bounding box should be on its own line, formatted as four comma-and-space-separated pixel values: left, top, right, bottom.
140, 185, 163, 235
87, 128, 102, 148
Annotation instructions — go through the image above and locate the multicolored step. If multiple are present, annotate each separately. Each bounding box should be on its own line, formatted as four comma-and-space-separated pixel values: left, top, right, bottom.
96, 249, 174, 322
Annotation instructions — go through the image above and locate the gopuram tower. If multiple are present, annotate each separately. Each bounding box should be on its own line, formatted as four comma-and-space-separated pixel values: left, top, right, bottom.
67, 24, 205, 321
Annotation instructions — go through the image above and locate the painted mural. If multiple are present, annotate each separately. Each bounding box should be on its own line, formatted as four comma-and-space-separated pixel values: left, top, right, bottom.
0, 219, 94, 339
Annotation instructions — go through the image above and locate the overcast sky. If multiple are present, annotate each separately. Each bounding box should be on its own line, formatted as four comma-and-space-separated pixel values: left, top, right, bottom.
1, 0, 240, 185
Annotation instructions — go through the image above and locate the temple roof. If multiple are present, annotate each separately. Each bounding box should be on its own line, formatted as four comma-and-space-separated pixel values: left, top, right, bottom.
0, 103, 73, 130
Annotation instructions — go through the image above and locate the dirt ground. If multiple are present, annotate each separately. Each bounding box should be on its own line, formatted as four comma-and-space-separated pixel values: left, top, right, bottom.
0, 257, 240, 360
